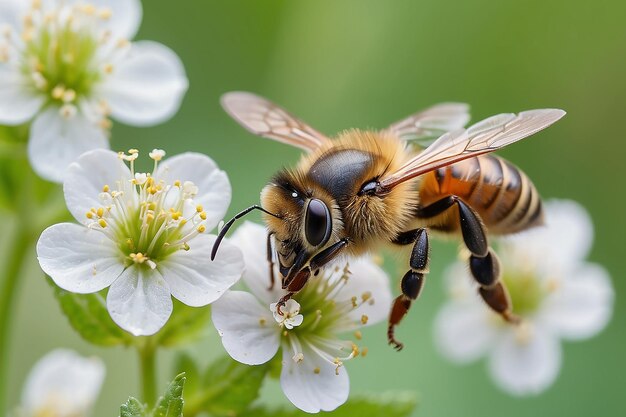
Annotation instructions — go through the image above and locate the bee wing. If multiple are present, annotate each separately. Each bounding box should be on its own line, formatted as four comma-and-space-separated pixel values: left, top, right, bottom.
387, 102, 471, 142
380, 109, 566, 190
221, 92, 329, 152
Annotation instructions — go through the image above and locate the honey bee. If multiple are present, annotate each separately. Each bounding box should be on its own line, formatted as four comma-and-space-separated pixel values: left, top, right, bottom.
212, 92, 565, 350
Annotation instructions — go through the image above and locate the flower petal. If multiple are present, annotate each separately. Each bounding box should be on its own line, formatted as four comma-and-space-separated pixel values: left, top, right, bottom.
333, 258, 392, 326
0, 66, 44, 124
155, 153, 231, 231
0, 0, 29, 32
500, 199, 594, 275
21, 349, 105, 416
280, 343, 349, 413
63, 148, 131, 224
106, 266, 173, 336
28, 106, 109, 183
540, 263, 614, 340
81, 0, 143, 39
159, 234, 243, 307
211, 291, 279, 365
229, 221, 286, 304
37, 223, 124, 294
100, 41, 188, 126
434, 300, 497, 363
488, 325, 561, 396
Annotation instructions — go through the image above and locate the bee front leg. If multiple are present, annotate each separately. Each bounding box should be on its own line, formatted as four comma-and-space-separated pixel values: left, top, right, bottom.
267, 232, 276, 290
417, 196, 520, 324
388, 228, 429, 351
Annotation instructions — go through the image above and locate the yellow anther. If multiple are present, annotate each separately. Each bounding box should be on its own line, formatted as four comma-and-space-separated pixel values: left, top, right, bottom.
90, 207, 96, 213
146, 213, 155, 223
98, 8, 112, 19
98, 219, 107, 228
196, 205, 204, 213
96, 207, 104, 218
197, 224, 206, 233
86, 212, 93, 219
51, 85, 65, 100
171, 211, 182, 221
313, 367, 321, 375
180, 219, 187, 226
361, 291, 372, 302
282, 330, 288, 337
199, 212, 207, 220
360, 314, 369, 325
354, 330, 362, 340
117, 38, 129, 48
333, 358, 342, 375
103, 63, 114, 74
351, 296, 358, 307
149, 187, 157, 195
174, 180, 181, 187
80, 4, 96, 15
130, 253, 148, 264
361, 347, 368, 357
148, 202, 156, 210
351, 343, 359, 357
102, 184, 110, 192
259, 318, 266, 326
182, 242, 190, 251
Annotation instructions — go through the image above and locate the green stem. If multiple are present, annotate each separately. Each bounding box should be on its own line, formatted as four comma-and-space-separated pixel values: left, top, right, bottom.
138, 340, 158, 407
0, 215, 33, 415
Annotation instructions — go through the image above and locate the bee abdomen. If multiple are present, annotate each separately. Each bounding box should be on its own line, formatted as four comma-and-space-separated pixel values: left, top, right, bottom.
419, 155, 543, 234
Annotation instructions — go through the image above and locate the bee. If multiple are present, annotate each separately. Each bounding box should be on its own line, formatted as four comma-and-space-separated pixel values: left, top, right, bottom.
212, 92, 565, 350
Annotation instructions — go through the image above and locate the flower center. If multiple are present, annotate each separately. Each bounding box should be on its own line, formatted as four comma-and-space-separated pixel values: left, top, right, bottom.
85, 149, 209, 269
501, 271, 545, 316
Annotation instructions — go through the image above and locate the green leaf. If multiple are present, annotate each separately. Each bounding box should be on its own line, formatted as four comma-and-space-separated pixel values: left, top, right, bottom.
152, 373, 186, 417
185, 356, 270, 417
154, 300, 211, 347
173, 352, 201, 399
120, 397, 148, 417
49, 278, 133, 346
240, 393, 418, 417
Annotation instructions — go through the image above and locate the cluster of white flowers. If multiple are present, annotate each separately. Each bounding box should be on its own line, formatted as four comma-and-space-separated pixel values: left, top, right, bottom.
212, 221, 393, 413
37, 148, 244, 336
17, 349, 104, 417
434, 200, 614, 395
0, 0, 188, 182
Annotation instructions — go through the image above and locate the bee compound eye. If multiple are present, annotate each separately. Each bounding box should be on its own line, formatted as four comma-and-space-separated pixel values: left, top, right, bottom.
304, 199, 331, 247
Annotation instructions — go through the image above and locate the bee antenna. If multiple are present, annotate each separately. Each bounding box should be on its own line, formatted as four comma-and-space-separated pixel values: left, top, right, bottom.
211, 205, 281, 261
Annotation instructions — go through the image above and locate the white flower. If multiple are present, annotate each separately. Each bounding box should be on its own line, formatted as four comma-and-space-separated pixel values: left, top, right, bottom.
434, 199, 614, 396
18, 349, 105, 417
37, 149, 244, 336
0, 0, 188, 182
211, 221, 393, 413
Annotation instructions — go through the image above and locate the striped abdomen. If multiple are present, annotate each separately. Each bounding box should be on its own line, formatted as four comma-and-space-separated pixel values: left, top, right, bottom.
418, 154, 543, 234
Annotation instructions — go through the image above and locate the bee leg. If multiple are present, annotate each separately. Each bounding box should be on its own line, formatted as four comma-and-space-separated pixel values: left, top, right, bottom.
417, 196, 519, 323
388, 228, 429, 351
267, 232, 276, 290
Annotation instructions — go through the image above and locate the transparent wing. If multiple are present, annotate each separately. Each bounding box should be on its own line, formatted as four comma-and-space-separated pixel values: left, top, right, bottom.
380, 109, 566, 190
221, 92, 329, 152
387, 102, 471, 143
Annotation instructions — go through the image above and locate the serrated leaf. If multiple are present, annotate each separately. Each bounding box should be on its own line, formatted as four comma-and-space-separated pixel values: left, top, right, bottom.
185, 356, 269, 417
49, 278, 133, 346
152, 373, 186, 417
173, 353, 201, 398
240, 393, 418, 417
121, 397, 147, 417
155, 300, 211, 347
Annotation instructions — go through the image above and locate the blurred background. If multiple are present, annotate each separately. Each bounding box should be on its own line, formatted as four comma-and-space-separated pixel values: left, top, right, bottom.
4, 0, 625, 416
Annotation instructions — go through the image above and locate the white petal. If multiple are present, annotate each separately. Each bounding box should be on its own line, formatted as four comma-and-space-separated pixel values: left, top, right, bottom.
540, 263, 614, 340
488, 325, 561, 396
229, 221, 286, 304
159, 234, 243, 307
63, 148, 131, 224
155, 153, 231, 231
434, 300, 497, 363
333, 257, 392, 326
280, 342, 350, 413
37, 223, 124, 294
28, 107, 109, 183
21, 349, 105, 417
211, 291, 279, 365
81, 0, 143, 39
0, 0, 29, 32
100, 41, 188, 126
106, 266, 173, 336
500, 199, 594, 274
0, 66, 44, 124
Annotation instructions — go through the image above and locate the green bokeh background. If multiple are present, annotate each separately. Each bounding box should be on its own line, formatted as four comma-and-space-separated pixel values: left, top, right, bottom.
4, 0, 625, 416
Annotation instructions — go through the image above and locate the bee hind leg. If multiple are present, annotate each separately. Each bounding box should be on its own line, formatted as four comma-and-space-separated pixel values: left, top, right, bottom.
388, 228, 429, 351
417, 196, 520, 324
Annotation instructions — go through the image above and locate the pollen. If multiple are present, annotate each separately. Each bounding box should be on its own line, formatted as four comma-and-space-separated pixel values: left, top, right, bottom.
102, 185, 110, 192
130, 252, 149, 264
354, 330, 362, 340
313, 367, 321, 374
86, 211, 93, 219
361, 291, 372, 302
360, 314, 369, 325
102, 63, 114, 74
361, 347, 369, 357
351, 296, 358, 308
97, 219, 107, 228
197, 224, 206, 233
199, 212, 207, 220
174, 180, 181, 187
259, 318, 266, 326
196, 205, 204, 213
